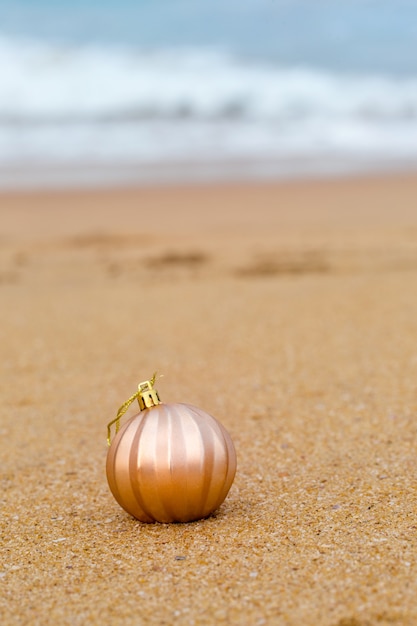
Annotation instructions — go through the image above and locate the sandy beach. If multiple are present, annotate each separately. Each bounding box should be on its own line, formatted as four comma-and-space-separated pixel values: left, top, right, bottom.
2, 173, 417, 625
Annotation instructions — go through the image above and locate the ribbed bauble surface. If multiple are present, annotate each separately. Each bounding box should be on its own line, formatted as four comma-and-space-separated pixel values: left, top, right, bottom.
106, 403, 237, 523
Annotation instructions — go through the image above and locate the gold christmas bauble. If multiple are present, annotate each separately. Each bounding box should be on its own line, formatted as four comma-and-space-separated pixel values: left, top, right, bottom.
106, 376, 237, 523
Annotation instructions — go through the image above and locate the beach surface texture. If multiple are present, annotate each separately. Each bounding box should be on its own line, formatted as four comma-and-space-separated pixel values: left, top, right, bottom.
2, 174, 417, 625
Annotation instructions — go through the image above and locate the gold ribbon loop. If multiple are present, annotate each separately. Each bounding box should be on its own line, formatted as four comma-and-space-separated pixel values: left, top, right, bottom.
106, 373, 160, 446
107, 390, 140, 446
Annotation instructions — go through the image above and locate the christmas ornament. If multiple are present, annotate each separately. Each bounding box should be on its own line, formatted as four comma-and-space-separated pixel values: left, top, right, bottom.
106, 374, 237, 523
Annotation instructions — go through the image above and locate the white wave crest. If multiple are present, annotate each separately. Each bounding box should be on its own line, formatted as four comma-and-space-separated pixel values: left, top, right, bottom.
1, 34, 417, 178
1, 35, 417, 122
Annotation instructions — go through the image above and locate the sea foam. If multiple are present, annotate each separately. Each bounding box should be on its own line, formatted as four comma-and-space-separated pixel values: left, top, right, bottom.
1, 34, 417, 181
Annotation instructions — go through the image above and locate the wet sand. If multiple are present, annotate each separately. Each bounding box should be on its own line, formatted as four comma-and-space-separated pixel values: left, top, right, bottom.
1, 173, 417, 625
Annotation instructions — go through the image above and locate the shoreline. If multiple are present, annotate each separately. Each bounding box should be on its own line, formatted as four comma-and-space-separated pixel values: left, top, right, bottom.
2, 171, 417, 263
1, 155, 417, 192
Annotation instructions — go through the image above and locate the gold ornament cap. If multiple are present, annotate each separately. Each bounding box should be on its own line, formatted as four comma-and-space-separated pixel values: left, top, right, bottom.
107, 373, 161, 446
137, 377, 161, 410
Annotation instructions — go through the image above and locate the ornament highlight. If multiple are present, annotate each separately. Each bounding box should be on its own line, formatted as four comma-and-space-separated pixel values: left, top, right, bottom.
106, 374, 237, 523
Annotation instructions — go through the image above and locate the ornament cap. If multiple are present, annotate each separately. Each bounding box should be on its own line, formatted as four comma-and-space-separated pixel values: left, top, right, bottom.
137, 376, 161, 410
106, 372, 161, 446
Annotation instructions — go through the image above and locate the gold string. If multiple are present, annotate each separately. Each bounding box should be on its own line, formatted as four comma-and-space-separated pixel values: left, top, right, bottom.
107, 390, 140, 446
106, 372, 160, 446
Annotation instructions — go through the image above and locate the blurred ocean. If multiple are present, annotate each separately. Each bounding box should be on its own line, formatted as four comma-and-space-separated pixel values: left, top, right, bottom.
1, 0, 417, 187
